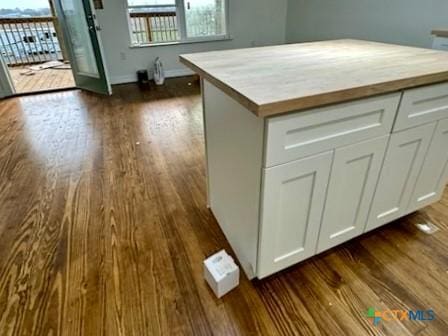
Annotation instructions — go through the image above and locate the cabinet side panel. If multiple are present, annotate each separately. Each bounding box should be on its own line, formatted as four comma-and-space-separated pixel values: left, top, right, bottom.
203, 80, 264, 279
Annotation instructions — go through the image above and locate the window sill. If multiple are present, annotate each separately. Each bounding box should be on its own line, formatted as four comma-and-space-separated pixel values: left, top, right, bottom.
129, 35, 233, 48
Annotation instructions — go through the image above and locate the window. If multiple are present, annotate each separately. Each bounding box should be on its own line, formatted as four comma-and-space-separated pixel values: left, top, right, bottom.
127, 0, 228, 46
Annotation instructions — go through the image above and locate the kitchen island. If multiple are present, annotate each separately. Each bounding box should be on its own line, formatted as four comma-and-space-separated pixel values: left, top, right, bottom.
180, 40, 448, 279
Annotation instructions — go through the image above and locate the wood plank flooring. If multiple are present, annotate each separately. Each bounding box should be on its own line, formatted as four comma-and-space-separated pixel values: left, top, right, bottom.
9, 66, 75, 93
0, 77, 447, 336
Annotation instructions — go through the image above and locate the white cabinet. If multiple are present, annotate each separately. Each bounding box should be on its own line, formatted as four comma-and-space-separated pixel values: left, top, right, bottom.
317, 136, 388, 253
202, 78, 448, 279
394, 82, 448, 132
366, 123, 436, 231
257, 151, 332, 278
408, 118, 448, 211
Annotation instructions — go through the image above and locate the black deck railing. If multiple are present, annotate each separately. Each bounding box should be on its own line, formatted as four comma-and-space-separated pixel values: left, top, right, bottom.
130, 11, 179, 44
0, 17, 64, 66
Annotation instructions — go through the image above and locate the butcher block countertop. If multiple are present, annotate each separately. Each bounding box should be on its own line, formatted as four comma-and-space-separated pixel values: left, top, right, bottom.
180, 39, 448, 117
432, 29, 448, 38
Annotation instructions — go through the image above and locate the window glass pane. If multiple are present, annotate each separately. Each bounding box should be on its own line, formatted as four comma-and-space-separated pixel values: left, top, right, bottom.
61, 0, 99, 76
184, 0, 226, 38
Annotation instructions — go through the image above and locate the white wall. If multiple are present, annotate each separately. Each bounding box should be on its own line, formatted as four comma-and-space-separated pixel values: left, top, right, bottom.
96, 0, 288, 84
286, 0, 448, 48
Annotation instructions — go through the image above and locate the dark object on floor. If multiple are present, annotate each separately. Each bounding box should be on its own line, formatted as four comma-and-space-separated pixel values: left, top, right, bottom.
137, 69, 150, 87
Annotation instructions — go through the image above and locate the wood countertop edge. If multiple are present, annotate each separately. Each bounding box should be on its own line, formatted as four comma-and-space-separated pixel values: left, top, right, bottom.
432, 29, 448, 38
258, 72, 448, 117
180, 55, 448, 118
179, 56, 260, 115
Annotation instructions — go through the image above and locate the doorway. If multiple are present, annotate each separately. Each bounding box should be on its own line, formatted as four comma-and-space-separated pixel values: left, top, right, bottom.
0, 0, 75, 94
0, 0, 110, 96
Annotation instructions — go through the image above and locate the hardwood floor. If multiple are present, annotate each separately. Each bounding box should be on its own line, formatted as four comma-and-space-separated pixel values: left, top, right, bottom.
0, 77, 447, 336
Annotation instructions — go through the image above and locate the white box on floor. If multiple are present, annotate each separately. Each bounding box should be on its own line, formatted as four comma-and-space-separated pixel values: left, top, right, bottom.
204, 250, 239, 298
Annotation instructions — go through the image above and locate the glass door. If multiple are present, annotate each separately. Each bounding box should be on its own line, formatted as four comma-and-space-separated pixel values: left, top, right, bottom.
53, 0, 111, 95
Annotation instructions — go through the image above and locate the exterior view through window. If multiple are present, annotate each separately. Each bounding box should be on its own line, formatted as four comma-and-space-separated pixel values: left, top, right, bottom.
127, 0, 227, 45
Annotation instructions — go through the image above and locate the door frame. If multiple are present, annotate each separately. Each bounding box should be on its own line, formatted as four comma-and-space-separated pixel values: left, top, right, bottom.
0, 54, 15, 98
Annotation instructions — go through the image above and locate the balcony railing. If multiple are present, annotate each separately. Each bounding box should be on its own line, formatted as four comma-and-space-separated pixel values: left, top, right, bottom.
0, 17, 64, 66
130, 11, 179, 44
129, 7, 225, 45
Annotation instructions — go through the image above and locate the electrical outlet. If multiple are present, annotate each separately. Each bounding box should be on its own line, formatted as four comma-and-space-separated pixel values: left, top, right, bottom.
120, 52, 126, 61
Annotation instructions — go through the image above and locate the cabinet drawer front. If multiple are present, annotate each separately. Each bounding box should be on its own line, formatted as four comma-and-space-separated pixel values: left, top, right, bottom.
317, 136, 388, 253
366, 123, 436, 231
432, 36, 448, 51
408, 118, 448, 211
394, 82, 448, 132
257, 151, 332, 278
265, 93, 400, 167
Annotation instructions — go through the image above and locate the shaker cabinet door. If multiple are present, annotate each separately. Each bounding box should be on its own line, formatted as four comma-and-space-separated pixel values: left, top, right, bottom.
257, 151, 332, 278
408, 118, 448, 212
317, 136, 388, 253
366, 123, 436, 231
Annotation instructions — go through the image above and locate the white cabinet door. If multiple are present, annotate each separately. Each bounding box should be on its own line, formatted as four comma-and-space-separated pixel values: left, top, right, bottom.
408, 118, 448, 211
366, 123, 436, 231
317, 136, 389, 253
257, 151, 332, 278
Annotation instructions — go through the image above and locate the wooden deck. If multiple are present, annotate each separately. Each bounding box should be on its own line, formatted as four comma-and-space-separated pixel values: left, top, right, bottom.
9, 66, 75, 93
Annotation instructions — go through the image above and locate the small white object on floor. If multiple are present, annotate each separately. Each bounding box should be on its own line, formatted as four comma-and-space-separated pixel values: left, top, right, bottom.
415, 222, 439, 235
153, 57, 165, 86
29, 61, 65, 71
204, 250, 239, 298
20, 70, 35, 76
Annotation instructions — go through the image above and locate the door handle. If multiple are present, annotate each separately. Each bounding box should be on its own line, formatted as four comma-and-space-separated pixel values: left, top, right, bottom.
89, 25, 102, 32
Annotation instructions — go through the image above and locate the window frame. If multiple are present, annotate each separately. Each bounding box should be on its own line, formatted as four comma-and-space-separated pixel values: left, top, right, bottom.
126, 0, 230, 47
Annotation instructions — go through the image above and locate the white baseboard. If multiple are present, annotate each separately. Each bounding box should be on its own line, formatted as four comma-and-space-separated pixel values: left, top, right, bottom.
110, 74, 136, 85
110, 68, 194, 85
166, 68, 194, 78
